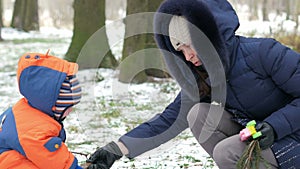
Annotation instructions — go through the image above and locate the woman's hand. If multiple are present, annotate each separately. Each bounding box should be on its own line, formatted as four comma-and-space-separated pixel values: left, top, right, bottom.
255, 122, 275, 150
86, 142, 123, 169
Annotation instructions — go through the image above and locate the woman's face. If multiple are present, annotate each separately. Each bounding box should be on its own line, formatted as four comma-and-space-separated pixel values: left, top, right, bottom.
178, 45, 202, 66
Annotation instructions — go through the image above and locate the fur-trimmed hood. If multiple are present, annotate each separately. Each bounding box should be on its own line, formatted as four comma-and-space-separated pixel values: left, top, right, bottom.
154, 0, 240, 100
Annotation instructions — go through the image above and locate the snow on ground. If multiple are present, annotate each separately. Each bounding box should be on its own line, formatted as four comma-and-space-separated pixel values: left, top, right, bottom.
0, 10, 297, 168
69, 68, 216, 169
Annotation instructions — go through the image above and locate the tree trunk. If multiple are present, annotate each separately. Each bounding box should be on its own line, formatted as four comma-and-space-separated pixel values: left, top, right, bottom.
144, 0, 168, 78
262, 0, 269, 21
0, 0, 3, 41
119, 0, 148, 83
286, 0, 291, 20
119, 0, 166, 84
11, 0, 39, 31
249, 0, 259, 20
11, 0, 25, 29
65, 0, 117, 69
23, 0, 39, 31
294, 0, 300, 31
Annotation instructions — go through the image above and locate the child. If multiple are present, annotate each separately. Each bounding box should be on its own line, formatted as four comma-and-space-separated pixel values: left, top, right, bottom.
0, 52, 83, 169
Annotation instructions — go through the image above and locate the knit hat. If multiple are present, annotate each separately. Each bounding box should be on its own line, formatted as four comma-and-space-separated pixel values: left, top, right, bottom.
168, 16, 192, 51
53, 75, 81, 120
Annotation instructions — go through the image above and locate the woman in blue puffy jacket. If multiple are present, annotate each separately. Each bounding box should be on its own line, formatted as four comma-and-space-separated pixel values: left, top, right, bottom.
87, 0, 300, 168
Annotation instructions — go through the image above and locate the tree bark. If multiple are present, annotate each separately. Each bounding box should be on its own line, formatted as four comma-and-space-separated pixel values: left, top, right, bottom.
294, 0, 300, 31
11, 0, 39, 31
11, 0, 25, 29
249, 0, 259, 20
286, 0, 291, 20
0, 0, 3, 41
119, 0, 166, 84
119, 0, 148, 83
23, 0, 39, 31
144, 0, 168, 78
262, 0, 269, 21
65, 0, 117, 69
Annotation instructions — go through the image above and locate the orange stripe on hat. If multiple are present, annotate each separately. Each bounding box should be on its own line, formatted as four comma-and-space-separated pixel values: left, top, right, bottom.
17, 52, 78, 82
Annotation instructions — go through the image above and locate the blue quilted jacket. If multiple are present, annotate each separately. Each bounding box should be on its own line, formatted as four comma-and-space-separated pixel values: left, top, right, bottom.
119, 0, 300, 168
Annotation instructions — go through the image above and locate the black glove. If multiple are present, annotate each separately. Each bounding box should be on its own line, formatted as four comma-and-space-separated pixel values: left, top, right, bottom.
255, 122, 275, 150
86, 142, 123, 169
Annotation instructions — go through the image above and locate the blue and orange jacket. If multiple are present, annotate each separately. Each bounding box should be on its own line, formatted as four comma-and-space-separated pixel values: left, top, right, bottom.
0, 52, 82, 169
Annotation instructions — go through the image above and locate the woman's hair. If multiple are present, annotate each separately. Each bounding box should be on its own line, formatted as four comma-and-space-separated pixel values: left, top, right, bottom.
195, 68, 211, 97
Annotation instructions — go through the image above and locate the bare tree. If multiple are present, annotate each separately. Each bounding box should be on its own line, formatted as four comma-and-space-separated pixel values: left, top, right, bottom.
262, 0, 269, 21
291, 0, 300, 30
11, 0, 39, 31
249, 0, 259, 20
119, 0, 166, 84
144, 0, 168, 78
296, 0, 300, 30
286, 0, 291, 20
118, 0, 148, 83
65, 0, 117, 69
0, 0, 3, 41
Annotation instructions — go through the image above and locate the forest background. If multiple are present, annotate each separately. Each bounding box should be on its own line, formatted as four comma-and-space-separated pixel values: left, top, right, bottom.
1, 0, 300, 83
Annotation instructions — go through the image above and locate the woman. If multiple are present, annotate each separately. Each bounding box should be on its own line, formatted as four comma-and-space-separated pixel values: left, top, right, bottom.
87, 0, 300, 168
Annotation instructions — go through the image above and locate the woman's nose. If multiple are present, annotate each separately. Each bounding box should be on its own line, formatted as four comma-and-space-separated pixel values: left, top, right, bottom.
185, 53, 193, 61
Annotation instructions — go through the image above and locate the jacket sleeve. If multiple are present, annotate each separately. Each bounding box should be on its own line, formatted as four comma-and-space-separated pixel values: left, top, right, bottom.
119, 91, 196, 158
261, 39, 300, 140
19, 123, 82, 169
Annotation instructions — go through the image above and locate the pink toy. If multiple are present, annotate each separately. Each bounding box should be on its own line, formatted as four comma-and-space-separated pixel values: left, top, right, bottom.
239, 120, 262, 142
239, 128, 252, 141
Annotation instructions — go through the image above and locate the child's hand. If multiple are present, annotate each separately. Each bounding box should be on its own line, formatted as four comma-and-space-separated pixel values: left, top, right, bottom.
80, 163, 91, 169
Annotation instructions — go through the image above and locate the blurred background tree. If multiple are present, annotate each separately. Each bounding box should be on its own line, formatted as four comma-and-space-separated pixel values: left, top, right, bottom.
1, 0, 300, 81
11, 0, 39, 32
65, 0, 117, 69
118, 0, 166, 84
0, 0, 3, 41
